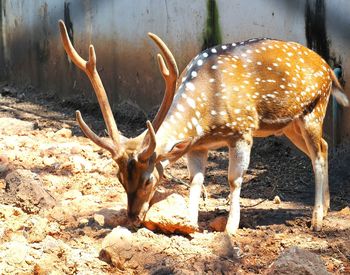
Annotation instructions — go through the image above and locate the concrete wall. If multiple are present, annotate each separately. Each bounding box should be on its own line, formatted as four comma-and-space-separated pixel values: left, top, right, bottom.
0, 0, 349, 141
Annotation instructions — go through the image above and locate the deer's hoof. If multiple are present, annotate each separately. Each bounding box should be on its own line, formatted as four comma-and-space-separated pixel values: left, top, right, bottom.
311, 210, 324, 231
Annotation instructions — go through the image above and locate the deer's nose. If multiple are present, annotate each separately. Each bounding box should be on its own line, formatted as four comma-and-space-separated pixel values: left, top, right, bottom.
128, 213, 142, 227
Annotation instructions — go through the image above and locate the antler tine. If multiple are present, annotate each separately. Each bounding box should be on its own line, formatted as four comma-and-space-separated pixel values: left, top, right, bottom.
138, 120, 157, 162
58, 21, 86, 71
148, 33, 179, 77
148, 33, 179, 133
76, 111, 118, 159
59, 20, 121, 155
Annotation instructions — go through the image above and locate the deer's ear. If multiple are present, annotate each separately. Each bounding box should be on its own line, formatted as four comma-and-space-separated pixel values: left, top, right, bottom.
156, 138, 192, 163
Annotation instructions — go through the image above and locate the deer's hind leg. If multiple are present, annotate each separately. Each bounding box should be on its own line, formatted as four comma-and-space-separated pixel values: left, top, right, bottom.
283, 121, 311, 158
294, 117, 329, 231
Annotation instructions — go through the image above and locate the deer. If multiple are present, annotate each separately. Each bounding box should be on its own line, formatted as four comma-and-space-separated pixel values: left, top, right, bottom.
59, 20, 348, 234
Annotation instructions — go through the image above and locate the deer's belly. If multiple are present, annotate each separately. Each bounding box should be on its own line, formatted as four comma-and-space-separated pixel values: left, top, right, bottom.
187, 117, 294, 150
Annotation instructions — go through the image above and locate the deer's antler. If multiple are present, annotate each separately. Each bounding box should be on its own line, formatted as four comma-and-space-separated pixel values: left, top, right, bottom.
59, 20, 121, 157
148, 33, 179, 133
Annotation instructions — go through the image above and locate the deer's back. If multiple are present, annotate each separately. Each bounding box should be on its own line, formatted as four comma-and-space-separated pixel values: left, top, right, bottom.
163, 38, 332, 143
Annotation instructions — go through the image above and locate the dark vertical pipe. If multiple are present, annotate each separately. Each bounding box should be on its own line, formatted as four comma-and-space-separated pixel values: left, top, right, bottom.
0, 0, 6, 79
305, 0, 340, 149
305, 0, 329, 61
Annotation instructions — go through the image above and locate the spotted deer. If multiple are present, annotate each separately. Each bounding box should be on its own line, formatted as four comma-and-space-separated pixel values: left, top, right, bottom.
59, 20, 348, 234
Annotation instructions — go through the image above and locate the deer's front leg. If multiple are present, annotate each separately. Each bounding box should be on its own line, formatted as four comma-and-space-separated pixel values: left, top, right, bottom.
226, 138, 252, 235
187, 150, 208, 226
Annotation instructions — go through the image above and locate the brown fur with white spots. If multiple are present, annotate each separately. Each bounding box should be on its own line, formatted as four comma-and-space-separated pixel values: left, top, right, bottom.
60, 20, 348, 234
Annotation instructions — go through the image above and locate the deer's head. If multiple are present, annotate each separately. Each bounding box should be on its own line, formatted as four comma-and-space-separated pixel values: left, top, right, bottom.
59, 20, 190, 224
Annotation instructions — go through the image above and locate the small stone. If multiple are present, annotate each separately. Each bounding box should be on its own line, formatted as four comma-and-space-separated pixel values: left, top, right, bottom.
63, 189, 83, 200
100, 226, 133, 268
0, 223, 6, 240
5, 169, 56, 213
54, 128, 72, 138
0, 154, 10, 175
70, 195, 101, 215
70, 146, 82, 155
41, 236, 66, 254
339, 206, 350, 215
143, 193, 197, 235
94, 208, 128, 228
210, 216, 227, 232
273, 195, 282, 204
69, 156, 92, 173
42, 156, 56, 166
102, 226, 132, 249
79, 218, 89, 227
3, 239, 29, 265
1, 86, 17, 96
33, 264, 45, 275
46, 221, 60, 235
48, 205, 73, 224
40, 147, 56, 157
94, 214, 105, 227
24, 216, 48, 243
268, 247, 329, 275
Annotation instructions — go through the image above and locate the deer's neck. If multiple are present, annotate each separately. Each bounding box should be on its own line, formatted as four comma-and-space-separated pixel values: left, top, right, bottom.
155, 118, 189, 158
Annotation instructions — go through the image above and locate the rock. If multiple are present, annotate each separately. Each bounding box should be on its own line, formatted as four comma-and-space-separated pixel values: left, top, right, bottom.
94, 208, 128, 228
33, 264, 46, 275
0, 205, 28, 235
210, 216, 227, 232
2, 137, 19, 149
50, 194, 101, 223
47, 205, 70, 223
46, 221, 60, 235
0, 117, 34, 134
100, 226, 134, 269
0, 179, 5, 190
54, 128, 72, 138
41, 235, 69, 254
143, 193, 197, 235
65, 248, 98, 271
63, 189, 83, 200
1, 86, 17, 96
273, 195, 282, 204
63, 156, 92, 173
339, 206, 350, 215
24, 216, 48, 243
101, 226, 133, 249
42, 156, 56, 166
70, 146, 82, 155
100, 227, 243, 272
78, 218, 90, 227
69, 195, 101, 215
268, 247, 329, 275
0, 223, 5, 239
5, 169, 56, 213
2, 236, 29, 266
191, 232, 242, 260
0, 154, 9, 173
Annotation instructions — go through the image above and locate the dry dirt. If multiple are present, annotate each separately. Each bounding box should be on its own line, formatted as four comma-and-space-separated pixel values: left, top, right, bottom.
0, 86, 349, 274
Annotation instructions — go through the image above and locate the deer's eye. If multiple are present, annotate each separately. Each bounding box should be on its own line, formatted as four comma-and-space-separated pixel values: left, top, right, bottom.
145, 174, 154, 186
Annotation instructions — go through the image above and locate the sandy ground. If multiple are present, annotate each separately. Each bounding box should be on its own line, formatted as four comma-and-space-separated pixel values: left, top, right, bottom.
0, 87, 349, 274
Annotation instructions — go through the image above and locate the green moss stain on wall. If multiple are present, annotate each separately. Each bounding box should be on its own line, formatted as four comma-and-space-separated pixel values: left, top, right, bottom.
202, 0, 222, 50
